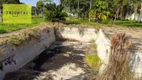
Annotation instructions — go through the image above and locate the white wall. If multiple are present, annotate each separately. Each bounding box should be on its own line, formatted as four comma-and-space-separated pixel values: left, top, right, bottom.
131, 50, 142, 78
95, 29, 111, 74
125, 13, 142, 21
56, 27, 98, 42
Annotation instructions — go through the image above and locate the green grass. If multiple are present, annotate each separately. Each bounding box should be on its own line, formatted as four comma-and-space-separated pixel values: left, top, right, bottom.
65, 17, 103, 27
103, 20, 142, 28
0, 16, 45, 34
1, 16, 142, 34
85, 55, 101, 70
65, 17, 142, 28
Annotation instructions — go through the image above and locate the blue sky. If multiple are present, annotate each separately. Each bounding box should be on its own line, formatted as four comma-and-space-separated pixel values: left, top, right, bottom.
20, 0, 59, 6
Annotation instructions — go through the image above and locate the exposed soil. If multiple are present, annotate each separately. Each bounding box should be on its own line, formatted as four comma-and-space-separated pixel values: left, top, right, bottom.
4, 41, 97, 80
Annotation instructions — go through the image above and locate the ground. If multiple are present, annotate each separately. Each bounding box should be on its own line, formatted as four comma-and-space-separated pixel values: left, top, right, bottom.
4, 41, 97, 80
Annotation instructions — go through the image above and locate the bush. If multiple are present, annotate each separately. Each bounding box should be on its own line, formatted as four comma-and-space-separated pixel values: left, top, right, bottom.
0, 29, 7, 34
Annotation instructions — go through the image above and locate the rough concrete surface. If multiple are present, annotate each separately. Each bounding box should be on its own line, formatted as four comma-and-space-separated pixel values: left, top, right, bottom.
4, 41, 97, 80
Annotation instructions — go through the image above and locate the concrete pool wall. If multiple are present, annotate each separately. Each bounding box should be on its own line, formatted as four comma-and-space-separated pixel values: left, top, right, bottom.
0, 26, 141, 79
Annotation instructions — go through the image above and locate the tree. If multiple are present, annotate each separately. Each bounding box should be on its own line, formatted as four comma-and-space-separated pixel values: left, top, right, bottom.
36, 1, 44, 10
62, 0, 90, 19
44, 3, 67, 22
89, 0, 110, 22
61, 0, 141, 22
36, 1, 44, 16
111, 0, 140, 20
36, 0, 53, 16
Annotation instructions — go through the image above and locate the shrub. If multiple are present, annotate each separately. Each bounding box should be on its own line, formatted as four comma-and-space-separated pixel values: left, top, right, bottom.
0, 29, 7, 34
44, 3, 68, 22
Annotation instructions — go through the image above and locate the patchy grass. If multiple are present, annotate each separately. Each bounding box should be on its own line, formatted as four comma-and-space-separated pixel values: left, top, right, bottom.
85, 55, 101, 70
93, 44, 97, 50
0, 36, 26, 46
0, 16, 45, 34
84, 43, 101, 70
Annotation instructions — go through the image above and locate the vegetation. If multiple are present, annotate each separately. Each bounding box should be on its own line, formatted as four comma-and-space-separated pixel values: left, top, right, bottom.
44, 3, 68, 22
0, 36, 26, 46
36, 0, 44, 15
0, 0, 141, 35
62, 0, 141, 23
100, 33, 132, 80
0, 23, 50, 46
65, 17, 142, 28
105, 20, 142, 27
0, 17, 44, 34
85, 43, 101, 70
85, 55, 101, 70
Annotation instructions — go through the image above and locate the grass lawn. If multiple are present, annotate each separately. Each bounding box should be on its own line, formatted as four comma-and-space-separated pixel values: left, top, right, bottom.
65, 17, 142, 28
103, 20, 142, 28
65, 17, 103, 27
0, 16, 45, 34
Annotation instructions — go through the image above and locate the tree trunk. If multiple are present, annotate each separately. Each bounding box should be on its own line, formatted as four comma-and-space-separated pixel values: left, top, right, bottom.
114, 8, 119, 22
89, 0, 92, 23
119, 7, 124, 20
140, 0, 142, 22
77, 0, 80, 18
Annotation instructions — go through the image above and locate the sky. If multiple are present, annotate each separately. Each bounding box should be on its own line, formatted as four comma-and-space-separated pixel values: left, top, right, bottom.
20, 0, 59, 6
